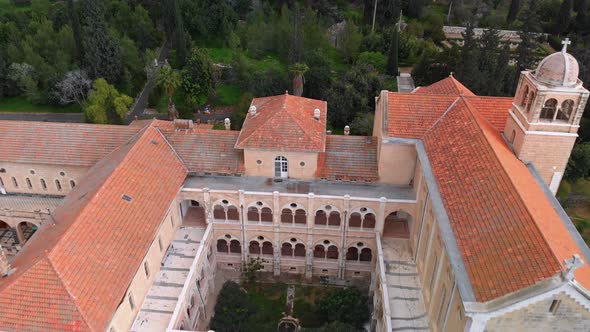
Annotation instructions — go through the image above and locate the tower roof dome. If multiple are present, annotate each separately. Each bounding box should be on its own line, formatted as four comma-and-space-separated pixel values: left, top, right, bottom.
534, 39, 579, 87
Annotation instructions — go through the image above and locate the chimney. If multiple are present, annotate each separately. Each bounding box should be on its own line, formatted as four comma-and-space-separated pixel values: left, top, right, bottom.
344, 125, 350, 135
0, 246, 10, 277
174, 119, 194, 131
249, 106, 257, 116
313, 108, 321, 121
224, 118, 231, 130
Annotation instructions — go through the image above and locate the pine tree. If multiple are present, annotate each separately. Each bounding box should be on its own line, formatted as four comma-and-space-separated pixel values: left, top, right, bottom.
506, 0, 521, 24
513, 0, 541, 89
81, 0, 122, 83
557, 0, 573, 34
456, 23, 479, 91
520, 0, 541, 32
477, 28, 502, 95
575, 0, 589, 35
67, 0, 83, 64
173, 0, 189, 67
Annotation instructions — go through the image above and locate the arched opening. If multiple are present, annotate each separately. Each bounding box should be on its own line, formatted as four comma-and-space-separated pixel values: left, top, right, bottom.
249, 241, 261, 254
217, 239, 229, 253
262, 241, 273, 255
261, 207, 273, 223
540, 98, 557, 120
315, 210, 327, 226
360, 248, 372, 262
364, 213, 376, 229
247, 207, 259, 222
0, 220, 17, 246
327, 245, 338, 259
281, 243, 293, 256
294, 243, 306, 257
526, 92, 535, 112
557, 99, 574, 122
383, 211, 412, 238
182, 200, 206, 227
294, 209, 306, 224
281, 209, 293, 224
274, 156, 288, 178
510, 130, 516, 143
17, 222, 37, 243
328, 211, 340, 227
213, 205, 226, 220
520, 85, 529, 107
229, 240, 241, 254
349, 212, 362, 228
313, 245, 325, 258
227, 206, 240, 221
346, 247, 359, 261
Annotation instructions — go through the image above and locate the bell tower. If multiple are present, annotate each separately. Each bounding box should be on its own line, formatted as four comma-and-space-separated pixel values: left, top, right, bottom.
504, 39, 589, 194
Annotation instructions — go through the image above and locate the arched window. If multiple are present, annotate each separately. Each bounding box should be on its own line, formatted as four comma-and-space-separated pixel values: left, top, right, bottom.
315, 210, 327, 226
274, 156, 288, 178
364, 213, 376, 228
346, 247, 359, 261
294, 243, 306, 257
261, 207, 273, 223
213, 205, 226, 220
349, 212, 362, 228
11, 177, 17, 188
217, 239, 229, 253
520, 85, 529, 107
249, 241, 261, 254
281, 243, 293, 256
70, 180, 76, 188
327, 245, 338, 259
540, 98, 557, 120
40, 178, 47, 191
313, 245, 325, 258
557, 99, 575, 121
227, 206, 239, 221
229, 240, 241, 254
526, 92, 535, 112
360, 248, 372, 262
247, 207, 259, 222
262, 241, 273, 255
55, 179, 62, 191
294, 209, 306, 224
281, 209, 293, 224
328, 211, 340, 226
26, 178, 32, 189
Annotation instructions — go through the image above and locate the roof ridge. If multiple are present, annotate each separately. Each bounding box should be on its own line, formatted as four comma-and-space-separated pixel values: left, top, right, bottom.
284, 100, 326, 150
154, 127, 189, 172
460, 98, 563, 272
422, 97, 461, 136
45, 254, 94, 331
235, 95, 287, 147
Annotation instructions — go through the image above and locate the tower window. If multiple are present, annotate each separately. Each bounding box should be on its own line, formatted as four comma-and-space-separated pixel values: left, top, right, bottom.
128, 293, 135, 310
540, 98, 557, 120
557, 99, 575, 122
549, 299, 561, 315
11, 177, 17, 188
526, 92, 535, 112
520, 85, 529, 107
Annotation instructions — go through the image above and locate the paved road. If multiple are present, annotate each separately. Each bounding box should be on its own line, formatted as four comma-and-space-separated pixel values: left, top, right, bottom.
0, 112, 84, 123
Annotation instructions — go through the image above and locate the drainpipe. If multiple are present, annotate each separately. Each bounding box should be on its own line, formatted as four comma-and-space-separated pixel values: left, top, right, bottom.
339, 197, 349, 279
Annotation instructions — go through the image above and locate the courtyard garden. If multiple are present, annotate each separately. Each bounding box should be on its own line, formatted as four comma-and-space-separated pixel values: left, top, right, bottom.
209, 280, 370, 332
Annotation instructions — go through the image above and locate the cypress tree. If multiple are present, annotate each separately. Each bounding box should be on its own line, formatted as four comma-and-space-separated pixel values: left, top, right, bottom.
456, 23, 479, 91
81, 0, 122, 83
506, 0, 521, 24
386, 24, 399, 76
477, 28, 502, 95
173, 0, 189, 67
575, 0, 589, 35
67, 0, 83, 64
557, 0, 573, 34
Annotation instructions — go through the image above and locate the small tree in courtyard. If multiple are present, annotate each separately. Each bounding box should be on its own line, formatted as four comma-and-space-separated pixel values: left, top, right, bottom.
210, 281, 257, 332
315, 287, 370, 329
242, 256, 267, 284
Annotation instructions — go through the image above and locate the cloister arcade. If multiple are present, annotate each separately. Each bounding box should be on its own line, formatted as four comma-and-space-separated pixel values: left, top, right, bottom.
0, 219, 39, 256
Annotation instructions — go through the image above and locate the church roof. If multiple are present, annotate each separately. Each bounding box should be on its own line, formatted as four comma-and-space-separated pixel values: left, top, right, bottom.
414, 76, 476, 96
316, 135, 379, 181
235, 93, 327, 152
0, 123, 188, 331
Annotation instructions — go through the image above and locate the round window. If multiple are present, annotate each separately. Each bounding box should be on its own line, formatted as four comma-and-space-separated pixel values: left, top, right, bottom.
256, 201, 263, 206
225, 234, 231, 239
325, 205, 332, 210
30, 170, 36, 175
222, 199, 229, 205
290, 203, 297, 208
323, 240, 330, 245
59, 171, 66, 176
257, 236, 264, 241
357, 242, 364, 247
299, 161, 306, 167
256, 160, 262, 165
360, 207, 367, 213
290, 238, 297, 243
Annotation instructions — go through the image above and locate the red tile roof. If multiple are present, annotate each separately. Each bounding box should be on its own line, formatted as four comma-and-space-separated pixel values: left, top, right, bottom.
463, 96, 514, 131
414, 76, 476, 96
0, 121, 142, 167
0, 124, 188, 331
158, 125, 244, 175
235, 94, 327, 152
317, 135, 378, 181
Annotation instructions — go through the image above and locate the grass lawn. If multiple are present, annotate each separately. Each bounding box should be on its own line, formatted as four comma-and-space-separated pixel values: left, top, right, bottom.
244, 282, 287, 331
214, 84, 242, 106
0, 97, 82, 113
206, 47, 235, 64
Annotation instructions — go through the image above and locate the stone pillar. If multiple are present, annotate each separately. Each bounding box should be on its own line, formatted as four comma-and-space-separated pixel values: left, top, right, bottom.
305, 193, 315, 281
338, 195, 350, 279
0, 245, 10, 276
15, 225, 25, 245
273, 191, 281, 277
376, 197, 387, 236
203, 188, 212, 223
238, 190, 247, 263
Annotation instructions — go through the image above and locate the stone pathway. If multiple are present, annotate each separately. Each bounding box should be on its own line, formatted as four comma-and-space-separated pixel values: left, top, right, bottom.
131, 226, 206, 332
396, 73, 416, 93
381, 237, 430, 331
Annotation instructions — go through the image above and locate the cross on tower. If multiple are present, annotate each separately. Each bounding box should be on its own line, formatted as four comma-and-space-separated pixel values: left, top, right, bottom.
562, 38, 571, 53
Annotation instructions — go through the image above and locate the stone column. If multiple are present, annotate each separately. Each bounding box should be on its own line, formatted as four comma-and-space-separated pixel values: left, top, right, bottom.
238, 190, 247, 263
15, 225, 25, 245
305, 193, 315, 281
0, 245, 10, 276
203, 188, 212, 223
338, 195, 350, 279
376, 197, 387, 236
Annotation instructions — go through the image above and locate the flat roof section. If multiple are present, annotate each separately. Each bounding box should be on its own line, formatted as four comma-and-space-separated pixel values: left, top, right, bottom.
0, 194, 64, 213
183, 175, 416, 201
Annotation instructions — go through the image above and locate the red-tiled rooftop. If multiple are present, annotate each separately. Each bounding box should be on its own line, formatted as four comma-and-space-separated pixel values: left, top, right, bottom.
463, 96, 514, 131
317, 135, 378, 181
235, 93, 327, 152
0, 121, 142, 167
0, 124, 188, 331
414, 76, 476, 96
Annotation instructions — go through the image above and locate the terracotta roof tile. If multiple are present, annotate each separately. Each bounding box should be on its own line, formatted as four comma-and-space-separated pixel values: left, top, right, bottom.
423, 99, 562, 301
463, 96, 514, 131
0, 125, 188, 331
0, 121, 142, 167
236, 94, 327, 152
414, 76, 476, 96
316, 135, 378, 181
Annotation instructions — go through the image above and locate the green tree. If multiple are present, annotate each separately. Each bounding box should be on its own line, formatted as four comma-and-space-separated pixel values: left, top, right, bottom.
181, 47, 212, 108
302, 49, 332, 101
157, 65, 181, 104
316, 287, 370, 328
350, 112, 374, 136
67, 0, 83, 64
512, 0, 541, 91
565, 142, 590, 180
289, 62, 309, 97
84, 78, 133, 124
340, 21, 362, 64
507, 0, 521, 24
386, 23, 399, 76
557, 0, 573, 34
358, 51, 387, 72
210, 281, 256, 332
242, 257, 266, 284
174, 0, 190, 67
81, 0, 122, 83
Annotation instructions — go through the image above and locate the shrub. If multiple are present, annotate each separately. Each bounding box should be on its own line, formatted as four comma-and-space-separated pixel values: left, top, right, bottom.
315, 287, 369, 328
357, 51, 387, 72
